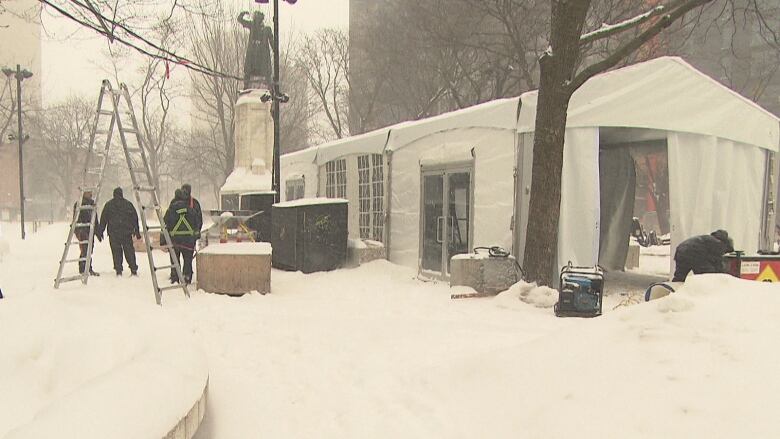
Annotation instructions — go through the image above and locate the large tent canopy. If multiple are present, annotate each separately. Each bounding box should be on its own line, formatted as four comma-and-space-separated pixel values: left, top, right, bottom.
517, 57, 779, 152
280, 56, 780, 276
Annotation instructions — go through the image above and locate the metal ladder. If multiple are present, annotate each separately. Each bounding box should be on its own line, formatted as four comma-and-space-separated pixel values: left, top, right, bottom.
55, 80, 190, 305
54, 81, 116, 288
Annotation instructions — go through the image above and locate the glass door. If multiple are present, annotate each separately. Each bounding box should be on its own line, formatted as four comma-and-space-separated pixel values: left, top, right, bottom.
446, 172, 471, 274
421, 173, 445, 273
420, 168, 472, 277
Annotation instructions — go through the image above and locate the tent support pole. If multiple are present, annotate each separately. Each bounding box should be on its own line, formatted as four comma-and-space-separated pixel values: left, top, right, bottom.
384, 150, 393, 258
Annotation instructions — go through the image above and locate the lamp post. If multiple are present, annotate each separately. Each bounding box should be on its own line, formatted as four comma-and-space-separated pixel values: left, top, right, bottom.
2, 65, 33, 240
258, 0, 294, 202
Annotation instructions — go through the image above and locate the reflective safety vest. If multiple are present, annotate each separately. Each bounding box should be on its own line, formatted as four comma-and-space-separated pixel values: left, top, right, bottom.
170, 208, 195, 237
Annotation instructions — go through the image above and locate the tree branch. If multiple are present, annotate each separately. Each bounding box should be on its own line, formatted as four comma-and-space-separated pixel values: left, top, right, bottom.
570, 0, 714, 92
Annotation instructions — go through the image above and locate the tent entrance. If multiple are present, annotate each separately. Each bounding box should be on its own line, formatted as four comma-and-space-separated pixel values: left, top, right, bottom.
598, 134, 669, 271
420, 167, 472, 278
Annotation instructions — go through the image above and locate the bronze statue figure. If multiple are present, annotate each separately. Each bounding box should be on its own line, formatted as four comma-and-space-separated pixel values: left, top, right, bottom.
238, 11, 275, 90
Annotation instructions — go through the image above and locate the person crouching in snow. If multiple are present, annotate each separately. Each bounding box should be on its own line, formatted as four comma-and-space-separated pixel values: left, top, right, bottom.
164, 189, 199, 284
98, 187, 141, 276
73, 191, 101, 276
672, 229, 734, 282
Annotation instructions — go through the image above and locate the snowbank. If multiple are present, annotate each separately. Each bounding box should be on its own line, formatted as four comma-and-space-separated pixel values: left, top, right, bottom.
0, 291, 208, 439
495, 281, 559, 309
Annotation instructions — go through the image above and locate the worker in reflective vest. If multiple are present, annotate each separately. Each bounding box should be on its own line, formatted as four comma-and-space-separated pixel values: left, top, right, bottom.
164, 189, 199, 284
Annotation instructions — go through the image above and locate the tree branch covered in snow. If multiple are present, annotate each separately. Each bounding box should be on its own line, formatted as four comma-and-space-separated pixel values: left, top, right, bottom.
580, 4, 666, 45
569, 0, 715, 92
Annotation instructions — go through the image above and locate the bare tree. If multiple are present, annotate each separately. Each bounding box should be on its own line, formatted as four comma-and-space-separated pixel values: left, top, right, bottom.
523, 0, 726, 286
132, 21, 181, 195
0, 76, 14, 143
33, 96, 94, 211
297, 29, 351, 141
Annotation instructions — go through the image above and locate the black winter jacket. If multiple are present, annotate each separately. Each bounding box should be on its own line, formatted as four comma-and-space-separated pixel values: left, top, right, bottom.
73, 198, 98, 237
99, 195, 140, 237
164, 199, 199, 246
674, 233, 734, 273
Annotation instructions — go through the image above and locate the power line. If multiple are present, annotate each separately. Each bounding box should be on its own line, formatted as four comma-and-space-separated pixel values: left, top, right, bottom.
39, 0, 242, 81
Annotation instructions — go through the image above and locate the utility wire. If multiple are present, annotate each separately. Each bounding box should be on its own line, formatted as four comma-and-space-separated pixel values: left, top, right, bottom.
39, 0, 242, 81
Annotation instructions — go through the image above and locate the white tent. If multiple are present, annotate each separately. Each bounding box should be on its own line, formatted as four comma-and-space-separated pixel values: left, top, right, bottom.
516, 56, 779, 272
280, 56, 779, 277
385, 98, 520, 273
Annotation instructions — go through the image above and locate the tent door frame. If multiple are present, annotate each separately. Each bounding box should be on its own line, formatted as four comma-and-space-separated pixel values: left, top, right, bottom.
418, 164, 474, 279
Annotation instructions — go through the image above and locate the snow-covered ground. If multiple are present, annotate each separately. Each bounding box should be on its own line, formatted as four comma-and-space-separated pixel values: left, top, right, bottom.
2, 223, 779, 438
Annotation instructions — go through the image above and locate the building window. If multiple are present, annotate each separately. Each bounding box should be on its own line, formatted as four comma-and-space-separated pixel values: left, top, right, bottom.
285, 178, 305, 201
371, 154, 384, 241
358, 155, 372, 239
325, 158, 347, 198
357, 153, 385, 241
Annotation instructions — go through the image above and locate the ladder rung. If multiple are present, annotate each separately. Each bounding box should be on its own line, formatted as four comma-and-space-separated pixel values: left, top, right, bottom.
58, 275, 85, 283
126, 148, 143, 154
146, 225, 162, 230
142, 205, 160, 210
77, 205, 95, 211
159, 285, 187, 293
135, 186, 156, 192
72, 240, 89, 245
64, 257, 87, 263
154, 245, 173, 251
86, 167, 103, 174
131, 168, 147, 173
122, 129, 138, 134
95, 129, 110, 135
74, 222, 92, 227
154, 264, 174, 271
98, 110, 114, 115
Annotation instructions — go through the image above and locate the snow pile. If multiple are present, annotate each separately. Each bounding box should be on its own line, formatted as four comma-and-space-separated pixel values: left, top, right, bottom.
0, 291, 207, 439
4, 224, 780, 438
496, 280, 559, 309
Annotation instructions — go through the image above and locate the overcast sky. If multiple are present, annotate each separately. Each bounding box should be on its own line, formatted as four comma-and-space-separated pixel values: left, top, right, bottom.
40, 0, 349, 106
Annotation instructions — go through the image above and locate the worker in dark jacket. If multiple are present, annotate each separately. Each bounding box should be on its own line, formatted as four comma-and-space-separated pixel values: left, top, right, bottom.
181, 183, 203, 239
98, 187, 140, 276
672, 229, 734, 282
73, 191, 101, 275
164, 189, 198, 284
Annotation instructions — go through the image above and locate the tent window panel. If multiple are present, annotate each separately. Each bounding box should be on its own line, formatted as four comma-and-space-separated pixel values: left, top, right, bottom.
285, 178, 305, 201
358, 155, 372, 239
371, 154, 384, 242
325, 159, 347, 199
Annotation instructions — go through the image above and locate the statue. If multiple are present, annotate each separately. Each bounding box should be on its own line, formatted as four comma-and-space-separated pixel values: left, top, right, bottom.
238, 11, 274, 90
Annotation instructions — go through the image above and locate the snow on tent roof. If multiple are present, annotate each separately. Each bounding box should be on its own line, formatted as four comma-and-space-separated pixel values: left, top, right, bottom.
314, 127, 391, 165
280, 145, 318, 166
517, 56, 780, 151
386, 96, 521, 152
273, 197, 348, 208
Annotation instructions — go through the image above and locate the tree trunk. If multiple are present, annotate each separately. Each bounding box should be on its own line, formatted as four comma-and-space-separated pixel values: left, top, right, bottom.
522, 0, 591, 286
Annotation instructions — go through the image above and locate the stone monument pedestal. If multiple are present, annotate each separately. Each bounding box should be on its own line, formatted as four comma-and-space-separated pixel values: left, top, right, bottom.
220, 88, 275, 201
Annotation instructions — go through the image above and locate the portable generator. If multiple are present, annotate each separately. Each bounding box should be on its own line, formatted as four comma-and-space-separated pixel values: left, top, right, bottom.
554, 264, 604, 318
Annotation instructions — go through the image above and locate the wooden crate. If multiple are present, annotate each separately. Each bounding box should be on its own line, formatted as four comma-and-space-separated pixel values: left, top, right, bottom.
196, 243, 272, 295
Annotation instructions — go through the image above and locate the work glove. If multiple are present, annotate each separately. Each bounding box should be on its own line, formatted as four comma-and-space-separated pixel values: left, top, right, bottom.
96, 233, 103, 242
134, 232, 142, 240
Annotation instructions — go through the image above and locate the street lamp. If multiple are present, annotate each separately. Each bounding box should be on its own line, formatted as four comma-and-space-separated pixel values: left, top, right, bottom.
257, 0, 296, 202
2, 65, 33, 240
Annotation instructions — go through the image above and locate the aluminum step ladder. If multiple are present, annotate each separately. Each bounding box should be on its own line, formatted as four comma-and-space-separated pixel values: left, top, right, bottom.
54, 81, 115, 288
55, 80, 189, 305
